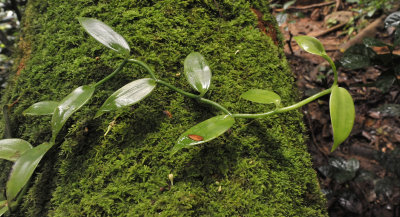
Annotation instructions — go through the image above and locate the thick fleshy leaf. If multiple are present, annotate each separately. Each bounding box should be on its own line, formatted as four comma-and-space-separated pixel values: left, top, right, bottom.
184, 52, 212, 95
293, 35, 327, 57
0, 139, 32, 162
51, 85, 95, 141
79, 17, 130, 56
6, 142, 52, 201
0, 200, 7, 216
240, 89, 281, 106
23, 101, 59, 116
384, 11, 400, 28
96, 78, 156, 117
171, 115, 235, 155
329, 86, 355, 151
363, 37, 388, 47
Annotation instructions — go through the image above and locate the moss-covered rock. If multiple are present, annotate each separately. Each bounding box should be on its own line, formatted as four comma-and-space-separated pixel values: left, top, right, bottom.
0, 0, 327, 216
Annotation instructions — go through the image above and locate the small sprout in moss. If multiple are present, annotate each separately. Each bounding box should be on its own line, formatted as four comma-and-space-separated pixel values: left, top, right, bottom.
168, 174, 174, 186
104, 120, 116, 137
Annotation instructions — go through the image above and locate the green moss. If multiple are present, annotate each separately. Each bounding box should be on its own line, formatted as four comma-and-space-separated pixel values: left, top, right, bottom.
1, 0, 327, 216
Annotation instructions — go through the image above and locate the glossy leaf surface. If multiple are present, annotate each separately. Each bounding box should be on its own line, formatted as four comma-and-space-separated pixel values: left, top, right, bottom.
240, 89, 281, 106
6, 142, 52, 201
329, 86, 355, 151
171, 115, 235, 155
79, 17, 130, 56
0, 139, 32, 162
184, 52, 211, 95
363, 37, 387, 47
293, 35, 326, 57
96, 78, 156, 117
51, 85, 95, 141
23, 101, 59, 116
0, 200, 7, 216
340, 44, 376, 69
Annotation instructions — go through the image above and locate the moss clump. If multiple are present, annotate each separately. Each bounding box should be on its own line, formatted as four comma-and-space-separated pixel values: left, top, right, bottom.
0, 0, 327, 216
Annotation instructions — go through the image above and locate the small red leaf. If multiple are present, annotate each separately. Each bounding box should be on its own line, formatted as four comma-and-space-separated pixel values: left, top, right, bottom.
188, 134, 203, 141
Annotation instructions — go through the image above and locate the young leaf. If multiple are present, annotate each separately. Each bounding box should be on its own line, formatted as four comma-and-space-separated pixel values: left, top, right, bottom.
79, 17, 130, 56
6, 142, 52, 202
23, 101, 59, 116
293, 35, 327, 57
0, 139, 32, 162
184, 52, 212, 95
51, 85, 95, 141
96, 78, 156, 117
329, 86, 355, 151
240, 89, 281, 106
170, 115, 235, 155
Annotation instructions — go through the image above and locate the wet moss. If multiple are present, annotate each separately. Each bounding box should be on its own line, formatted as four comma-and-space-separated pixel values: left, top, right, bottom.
0, 0, 327, 216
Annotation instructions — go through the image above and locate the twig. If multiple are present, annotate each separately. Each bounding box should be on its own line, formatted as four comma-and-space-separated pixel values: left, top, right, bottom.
308, 22, 347, 37
287, 31, 294, 55
339, 15, 386, 51
274, 1, 335, 12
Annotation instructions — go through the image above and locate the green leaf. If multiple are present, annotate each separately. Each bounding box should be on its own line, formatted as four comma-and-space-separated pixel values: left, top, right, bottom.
339, 54, 371, 70
0, 139, 32, 162
293, 35, 327, 57
240, 89, 281, 106
329, 86, 355, 151
23, 101, 59, 116
96, 78, 156, 117
184, 52, 212, 95
79, 17, 130, 56
171, 115, 235, 155
51, 85, 95, 141
283, 0, 296, 10
0, 200, 8, 216
363, 37, 388, 47
6, 142, 52, 202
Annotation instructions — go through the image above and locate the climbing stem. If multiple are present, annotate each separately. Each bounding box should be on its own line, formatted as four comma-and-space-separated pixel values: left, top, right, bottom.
128, 58, 157, 80
197, 98, 231, 115
156, 79, 231, 115
323, 54, 338, 86
94, 59, 128, 88
233, 88, 332, 119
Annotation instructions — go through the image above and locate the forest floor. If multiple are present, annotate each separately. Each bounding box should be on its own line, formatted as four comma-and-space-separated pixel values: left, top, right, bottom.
273, 0, 400, 216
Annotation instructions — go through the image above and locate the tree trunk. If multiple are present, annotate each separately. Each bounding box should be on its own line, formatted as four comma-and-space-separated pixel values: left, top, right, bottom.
0, 1, 327, 216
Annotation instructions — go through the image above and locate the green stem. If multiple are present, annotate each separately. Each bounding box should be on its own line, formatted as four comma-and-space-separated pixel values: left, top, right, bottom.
94, 59, 129, 88
233, 88, 332, 119
324, 55, 338, 86
197, 98, 231, 115
128, 59, 157, 80
156, 79, 231, 115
